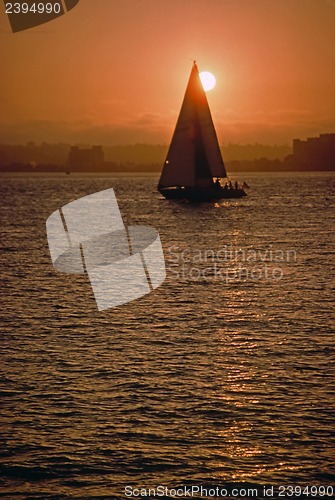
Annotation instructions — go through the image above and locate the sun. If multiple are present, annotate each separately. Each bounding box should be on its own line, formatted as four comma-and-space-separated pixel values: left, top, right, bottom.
199, 71, 216, 91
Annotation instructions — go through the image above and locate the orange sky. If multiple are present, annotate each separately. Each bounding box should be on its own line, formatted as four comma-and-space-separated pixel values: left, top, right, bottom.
1, 0, 335, 145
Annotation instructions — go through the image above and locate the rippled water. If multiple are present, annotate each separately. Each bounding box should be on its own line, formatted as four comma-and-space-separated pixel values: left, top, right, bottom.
0, 172, 334, 499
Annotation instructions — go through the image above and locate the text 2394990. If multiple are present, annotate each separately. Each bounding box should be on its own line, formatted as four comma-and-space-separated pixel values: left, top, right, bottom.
5, 3, 62, 14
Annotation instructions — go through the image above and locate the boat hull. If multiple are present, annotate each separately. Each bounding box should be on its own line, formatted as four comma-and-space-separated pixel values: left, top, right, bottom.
158, 186, 247, 202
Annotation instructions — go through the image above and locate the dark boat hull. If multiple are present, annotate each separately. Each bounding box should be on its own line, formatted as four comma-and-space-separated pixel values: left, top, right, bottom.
158, 186, 247, 202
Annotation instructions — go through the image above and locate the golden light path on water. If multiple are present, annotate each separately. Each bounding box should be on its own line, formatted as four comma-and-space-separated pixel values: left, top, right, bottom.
0, 173, 334, 496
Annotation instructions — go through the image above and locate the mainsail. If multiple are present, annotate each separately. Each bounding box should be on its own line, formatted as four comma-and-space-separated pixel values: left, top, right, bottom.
158, 62, 226, 189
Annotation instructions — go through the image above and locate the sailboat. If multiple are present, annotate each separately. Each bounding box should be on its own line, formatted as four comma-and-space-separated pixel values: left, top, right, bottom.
158, 62, 247, 201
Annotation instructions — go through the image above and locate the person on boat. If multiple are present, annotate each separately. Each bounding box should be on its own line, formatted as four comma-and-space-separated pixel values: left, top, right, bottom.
215, 178, 221, 188
229, 180, 232, 189
235, 181, 238, 190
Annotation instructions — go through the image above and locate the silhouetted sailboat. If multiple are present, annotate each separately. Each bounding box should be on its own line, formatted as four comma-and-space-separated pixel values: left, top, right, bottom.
158, 62, 247, 201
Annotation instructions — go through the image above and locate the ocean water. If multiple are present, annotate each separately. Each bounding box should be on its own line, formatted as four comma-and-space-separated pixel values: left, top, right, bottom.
0, 172, 334, 499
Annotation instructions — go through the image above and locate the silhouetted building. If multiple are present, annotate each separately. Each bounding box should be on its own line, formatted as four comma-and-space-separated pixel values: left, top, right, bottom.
68, 145, 104, 171
292, 134, 335, 170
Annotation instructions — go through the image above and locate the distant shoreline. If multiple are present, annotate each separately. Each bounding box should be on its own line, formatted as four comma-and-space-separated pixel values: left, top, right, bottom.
1, 169, 334, 176
0, 161, 333, 173
1, 135, 334, 172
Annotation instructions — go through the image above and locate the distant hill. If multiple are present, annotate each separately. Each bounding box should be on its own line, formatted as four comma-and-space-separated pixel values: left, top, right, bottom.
0, 142, 291, 168
1, 137, 334, 172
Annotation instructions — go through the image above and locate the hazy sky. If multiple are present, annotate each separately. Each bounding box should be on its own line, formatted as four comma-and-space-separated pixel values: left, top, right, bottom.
1, 0, 335, 145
